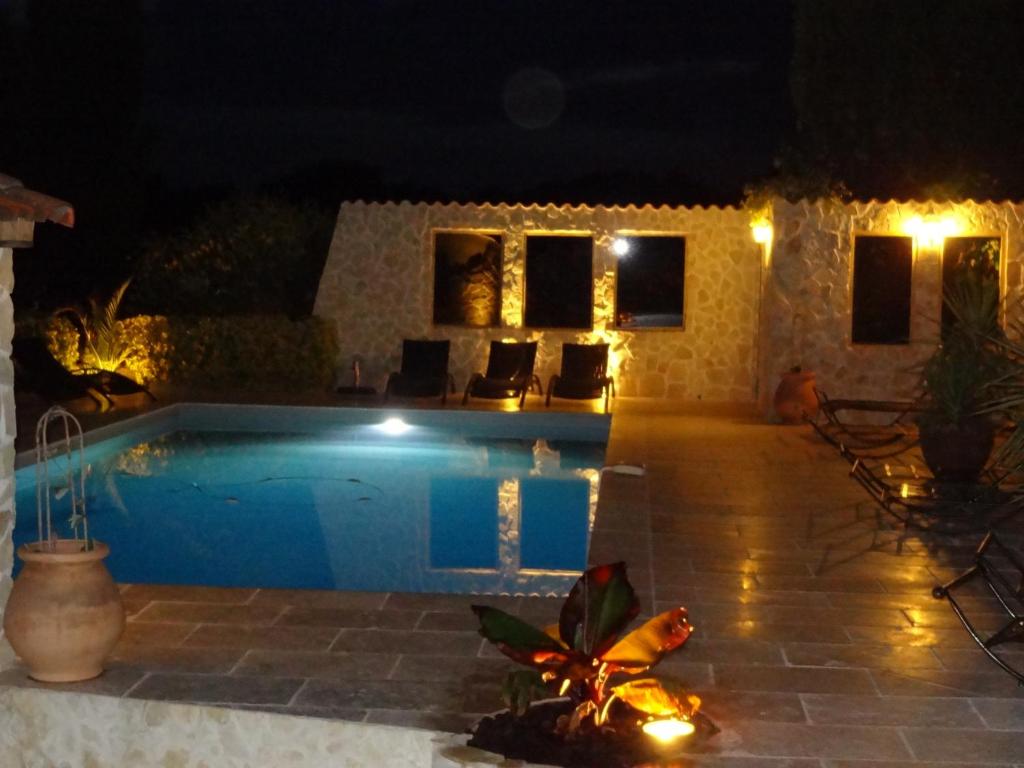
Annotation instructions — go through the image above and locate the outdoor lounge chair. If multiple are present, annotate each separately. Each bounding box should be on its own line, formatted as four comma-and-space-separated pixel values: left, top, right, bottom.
545, 342, 615, 413
462, 340, 541, 410
933, 532, 1024, 684
384, 339, 455, 403
12, 336, 154, 411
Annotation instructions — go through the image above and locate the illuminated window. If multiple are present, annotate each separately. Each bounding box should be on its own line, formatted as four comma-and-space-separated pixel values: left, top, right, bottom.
432, 231, 503, 327
851, 235, 913, 344
524, 235, 593, 329
941, 236, 1000, 337
615, 236, 685, 329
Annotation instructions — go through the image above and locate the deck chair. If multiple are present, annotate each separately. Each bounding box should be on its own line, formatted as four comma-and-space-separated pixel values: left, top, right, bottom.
462, 341, 541, 410
384, 339, 455, 403
933, 532, 1024, 684
545, 343, 615, 413
12, 336, 154, 411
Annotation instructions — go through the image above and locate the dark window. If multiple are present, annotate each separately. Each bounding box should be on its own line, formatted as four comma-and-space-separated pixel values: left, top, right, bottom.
614, 236, 685, 329
524, 235, 593, 329
851, 236, 913, 344
432, 232, 502, 327
941, 236, 1000, 337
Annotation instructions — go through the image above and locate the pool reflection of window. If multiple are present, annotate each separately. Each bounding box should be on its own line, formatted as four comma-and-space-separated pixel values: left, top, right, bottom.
428, 477, 499, 569
519, 477, 589, 571
615, 235, 686, 329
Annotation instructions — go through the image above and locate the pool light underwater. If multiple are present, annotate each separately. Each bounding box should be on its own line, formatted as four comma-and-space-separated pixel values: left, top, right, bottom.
375, 417, 413, 436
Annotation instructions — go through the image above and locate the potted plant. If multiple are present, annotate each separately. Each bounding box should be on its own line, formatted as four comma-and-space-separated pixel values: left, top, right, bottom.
918, 254, 1006, 482
3, 407, 125, 682
448, 562, 716, 768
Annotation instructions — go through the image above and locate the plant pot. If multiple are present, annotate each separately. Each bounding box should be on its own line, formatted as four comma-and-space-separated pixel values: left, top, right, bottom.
919, 416, 996, 483
3, 540, 125, 682
773, 370, 819, 424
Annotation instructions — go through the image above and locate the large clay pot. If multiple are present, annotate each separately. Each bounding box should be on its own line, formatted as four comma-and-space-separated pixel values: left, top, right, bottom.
919, 416, 995, 483
773, 370, 819, 424
3, 540, 125, 682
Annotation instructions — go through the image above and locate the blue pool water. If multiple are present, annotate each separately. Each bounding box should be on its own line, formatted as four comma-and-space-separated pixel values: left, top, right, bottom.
14, 405, 609, 595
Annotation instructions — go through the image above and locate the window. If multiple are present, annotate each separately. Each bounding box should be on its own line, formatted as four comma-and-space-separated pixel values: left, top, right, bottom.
614, 235, 685, 329
851, 235, 913, 344
524, 235, 593, 329
432, 231, 502, 327
941, 236, 1000, 336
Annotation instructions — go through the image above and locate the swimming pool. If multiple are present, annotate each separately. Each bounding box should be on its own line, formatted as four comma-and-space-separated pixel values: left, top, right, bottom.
13, 404, 610, 596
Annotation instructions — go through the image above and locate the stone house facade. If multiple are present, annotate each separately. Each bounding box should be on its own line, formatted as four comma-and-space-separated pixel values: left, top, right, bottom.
315, 198, 1024, 412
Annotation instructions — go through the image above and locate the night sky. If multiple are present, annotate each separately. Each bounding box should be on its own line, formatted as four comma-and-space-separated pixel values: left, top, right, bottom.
2, 0, 794, 304
142, 0, 793, 204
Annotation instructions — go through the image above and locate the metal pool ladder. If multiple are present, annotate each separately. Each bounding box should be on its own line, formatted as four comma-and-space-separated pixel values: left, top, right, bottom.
34, 405, 89, 548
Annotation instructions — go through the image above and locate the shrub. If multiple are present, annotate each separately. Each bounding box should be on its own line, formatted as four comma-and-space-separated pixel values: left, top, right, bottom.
34, 314, 338, 391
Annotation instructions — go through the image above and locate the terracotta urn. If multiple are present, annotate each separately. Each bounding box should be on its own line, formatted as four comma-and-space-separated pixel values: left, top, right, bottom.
3, 540, 125, 682
773, 369, 819, 424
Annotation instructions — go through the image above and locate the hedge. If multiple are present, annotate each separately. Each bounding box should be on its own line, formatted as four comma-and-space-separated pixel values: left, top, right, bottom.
26, 314, 339, 391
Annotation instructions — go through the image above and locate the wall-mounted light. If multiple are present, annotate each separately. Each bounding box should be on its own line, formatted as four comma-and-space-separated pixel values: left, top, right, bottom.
750, 221, 773, 245
612, 238, 631, 258
903, 216, 959, 248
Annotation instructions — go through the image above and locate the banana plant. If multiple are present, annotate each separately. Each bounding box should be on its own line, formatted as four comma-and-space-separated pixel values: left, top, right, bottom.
472, 562, 700, 732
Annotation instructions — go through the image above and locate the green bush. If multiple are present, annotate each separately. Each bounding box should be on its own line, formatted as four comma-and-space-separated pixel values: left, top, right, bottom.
130, 196, 335, 317
29, 314, 338, 392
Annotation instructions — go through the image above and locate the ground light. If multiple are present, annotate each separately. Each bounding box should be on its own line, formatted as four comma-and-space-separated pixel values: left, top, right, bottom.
612, 238, 631, 257
375, 417, 413, 436
642, 717, 696, 743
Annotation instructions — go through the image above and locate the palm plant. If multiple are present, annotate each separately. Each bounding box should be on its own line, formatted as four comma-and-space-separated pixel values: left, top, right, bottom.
56, 279, 134, 373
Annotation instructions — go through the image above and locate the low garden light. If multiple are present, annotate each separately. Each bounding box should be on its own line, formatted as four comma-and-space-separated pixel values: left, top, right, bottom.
642, 717, 696, 743
612, 238, 631, 258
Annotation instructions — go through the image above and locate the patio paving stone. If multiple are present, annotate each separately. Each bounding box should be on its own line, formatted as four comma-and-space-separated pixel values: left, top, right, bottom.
274, 606, 421, 630
800, 692, 985, 727
234, 650, 398, 680
903, 727, 1024, 762
127, 672, 304, 706
182, 624, 339, 651
328, 628, 483, 656
132, 601, 284, 625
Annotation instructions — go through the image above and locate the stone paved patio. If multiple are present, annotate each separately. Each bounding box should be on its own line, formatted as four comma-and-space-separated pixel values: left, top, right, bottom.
3, 398, 1024, 766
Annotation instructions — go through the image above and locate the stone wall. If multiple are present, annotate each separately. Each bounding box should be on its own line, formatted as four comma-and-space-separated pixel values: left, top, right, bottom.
314, 202, 762, 401
0, 687, 439, 767
0, 246, 12, 669
759, 199, 1024, 410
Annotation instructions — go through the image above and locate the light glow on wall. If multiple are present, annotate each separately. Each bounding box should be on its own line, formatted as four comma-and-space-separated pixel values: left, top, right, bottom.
750, 221, 773, 245
903, 216, 959, 248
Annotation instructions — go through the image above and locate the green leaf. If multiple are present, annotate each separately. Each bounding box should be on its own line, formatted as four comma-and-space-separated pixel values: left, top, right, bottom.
600, 607, 693, 672
501, 670, 549, 717
558, 562, 640, 655
472, 605, 566, 652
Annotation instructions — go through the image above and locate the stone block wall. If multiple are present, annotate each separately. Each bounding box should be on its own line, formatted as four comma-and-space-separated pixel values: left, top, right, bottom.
759, 199, 1024, 409
0, 245, 14, 668
314, 202, 763, 401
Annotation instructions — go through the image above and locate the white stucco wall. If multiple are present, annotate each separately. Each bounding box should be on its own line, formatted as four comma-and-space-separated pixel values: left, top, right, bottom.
758, 199, 1024, 410
314, 202, 763, 402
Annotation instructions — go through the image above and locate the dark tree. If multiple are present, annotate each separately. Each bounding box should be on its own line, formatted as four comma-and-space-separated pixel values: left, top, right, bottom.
786, 0, 1024, 200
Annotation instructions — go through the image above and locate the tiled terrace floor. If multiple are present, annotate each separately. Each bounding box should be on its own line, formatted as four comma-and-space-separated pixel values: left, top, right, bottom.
4, 398, 1024, 766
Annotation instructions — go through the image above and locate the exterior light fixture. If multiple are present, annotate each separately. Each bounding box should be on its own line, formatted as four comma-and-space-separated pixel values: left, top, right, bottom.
750, 221, 773, 244
642, 717, 695, 743
904, 216, 958, 248
375, 417, 412, 436
612, 238, 631, 258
